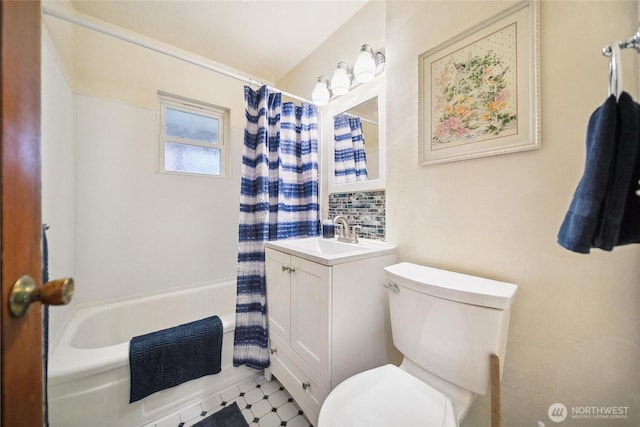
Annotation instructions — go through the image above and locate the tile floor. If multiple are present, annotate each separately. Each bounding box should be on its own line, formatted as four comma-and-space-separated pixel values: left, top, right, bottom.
146, 375, 314, 427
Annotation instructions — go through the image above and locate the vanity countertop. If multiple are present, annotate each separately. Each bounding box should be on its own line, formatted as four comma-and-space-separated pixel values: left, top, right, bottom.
265, 237, 396, 266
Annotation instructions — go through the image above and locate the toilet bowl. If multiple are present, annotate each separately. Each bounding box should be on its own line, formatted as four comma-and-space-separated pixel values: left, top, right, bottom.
318, 262, 517, 427
319, 364, 456, 427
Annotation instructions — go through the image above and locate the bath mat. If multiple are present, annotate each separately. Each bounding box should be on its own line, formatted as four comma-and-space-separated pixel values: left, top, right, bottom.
192, 402, 249, 427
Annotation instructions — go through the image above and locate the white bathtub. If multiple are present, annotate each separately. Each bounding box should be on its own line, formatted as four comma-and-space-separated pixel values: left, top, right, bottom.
48, 280, 257, 427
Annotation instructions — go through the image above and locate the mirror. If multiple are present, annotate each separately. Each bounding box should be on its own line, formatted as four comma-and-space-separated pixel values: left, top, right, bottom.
334, 97, 379, 181
325, 75, 385, 194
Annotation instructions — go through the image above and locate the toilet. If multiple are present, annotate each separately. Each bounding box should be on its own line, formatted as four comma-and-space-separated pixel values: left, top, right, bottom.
318, 262, 517, 427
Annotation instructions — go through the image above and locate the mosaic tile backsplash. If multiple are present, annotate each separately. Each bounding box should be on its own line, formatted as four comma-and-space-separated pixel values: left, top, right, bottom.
327, 190, 386, 240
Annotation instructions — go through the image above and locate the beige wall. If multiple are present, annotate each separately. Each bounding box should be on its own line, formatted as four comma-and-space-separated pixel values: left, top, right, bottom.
388, 1, 639, 425
73, 26, 247, 124
43, 1, 75, 83
282, 0, 640, 425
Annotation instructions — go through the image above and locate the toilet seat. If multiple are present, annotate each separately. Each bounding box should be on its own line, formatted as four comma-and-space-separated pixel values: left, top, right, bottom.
318, 364, 457, 427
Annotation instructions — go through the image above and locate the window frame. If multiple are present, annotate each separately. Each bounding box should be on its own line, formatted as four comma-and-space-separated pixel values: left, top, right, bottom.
158, 92, 230, 178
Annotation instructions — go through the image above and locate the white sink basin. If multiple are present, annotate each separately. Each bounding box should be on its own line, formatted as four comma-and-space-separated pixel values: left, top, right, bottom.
265, 237, 396, 265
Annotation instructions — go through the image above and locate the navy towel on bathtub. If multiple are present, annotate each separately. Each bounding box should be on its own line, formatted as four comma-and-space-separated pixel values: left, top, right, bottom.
129, 315, 223, 403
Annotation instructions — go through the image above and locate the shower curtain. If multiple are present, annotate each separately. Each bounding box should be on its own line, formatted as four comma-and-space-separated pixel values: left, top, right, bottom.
333, 114, 368, 184
233, 85, 319, 369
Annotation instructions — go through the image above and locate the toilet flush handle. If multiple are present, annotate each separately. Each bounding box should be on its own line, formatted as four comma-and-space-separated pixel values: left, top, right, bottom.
383, 282, 399, 294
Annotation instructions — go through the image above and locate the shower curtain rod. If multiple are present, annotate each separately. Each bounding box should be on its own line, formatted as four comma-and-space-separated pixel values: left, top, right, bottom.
41, 5, 314, 105
338, 111, 378, 126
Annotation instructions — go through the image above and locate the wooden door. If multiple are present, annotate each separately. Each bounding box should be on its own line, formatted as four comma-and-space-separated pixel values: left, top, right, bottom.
1, 1, 44, 426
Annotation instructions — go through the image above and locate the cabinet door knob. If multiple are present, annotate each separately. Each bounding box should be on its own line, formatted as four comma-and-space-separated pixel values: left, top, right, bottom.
281, 265, 296, 273
302, 381, 311, 391
270, 347, 278, 355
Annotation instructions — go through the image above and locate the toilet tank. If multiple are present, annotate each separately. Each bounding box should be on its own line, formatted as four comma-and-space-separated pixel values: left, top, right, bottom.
384, 262, 517, 396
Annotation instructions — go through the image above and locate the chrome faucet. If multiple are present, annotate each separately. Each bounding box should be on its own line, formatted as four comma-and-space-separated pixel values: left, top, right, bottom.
333, 215, 359, 244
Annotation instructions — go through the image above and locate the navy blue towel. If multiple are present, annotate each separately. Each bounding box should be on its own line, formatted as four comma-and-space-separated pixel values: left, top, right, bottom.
129, 315, 223, 403
558, 95, 618, 253
616, 98, 640, 246
594, 92, 640, 250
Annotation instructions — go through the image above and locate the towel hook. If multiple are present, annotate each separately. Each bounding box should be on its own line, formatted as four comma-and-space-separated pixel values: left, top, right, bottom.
602, 24, 640, 56
619, 24, 640, 52
607, 42, 622, 98
601, 24, 640, 98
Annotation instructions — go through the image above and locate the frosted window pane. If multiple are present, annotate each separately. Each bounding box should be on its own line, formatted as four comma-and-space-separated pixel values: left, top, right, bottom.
166, 108, 219, 143
164, 142, 221, 175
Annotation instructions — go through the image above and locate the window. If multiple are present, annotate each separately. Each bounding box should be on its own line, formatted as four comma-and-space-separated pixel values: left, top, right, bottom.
158, 93, 229, 177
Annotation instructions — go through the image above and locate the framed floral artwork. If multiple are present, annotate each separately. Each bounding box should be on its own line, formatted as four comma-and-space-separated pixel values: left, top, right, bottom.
419, 0, 540, 165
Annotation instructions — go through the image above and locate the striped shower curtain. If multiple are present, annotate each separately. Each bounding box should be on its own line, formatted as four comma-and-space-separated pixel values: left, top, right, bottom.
333, 114, 368, 184
233, 85, 319, 369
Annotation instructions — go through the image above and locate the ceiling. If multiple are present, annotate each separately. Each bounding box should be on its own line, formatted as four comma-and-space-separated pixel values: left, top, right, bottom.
70, 0, 369, 83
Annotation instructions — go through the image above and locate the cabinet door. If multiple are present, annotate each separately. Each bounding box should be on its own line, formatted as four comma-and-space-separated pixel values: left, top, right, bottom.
290, 256, 331, 378
265, 249, 291, 344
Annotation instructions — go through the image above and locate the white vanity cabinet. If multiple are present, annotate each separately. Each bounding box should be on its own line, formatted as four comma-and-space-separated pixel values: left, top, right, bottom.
264, 239, 397, 425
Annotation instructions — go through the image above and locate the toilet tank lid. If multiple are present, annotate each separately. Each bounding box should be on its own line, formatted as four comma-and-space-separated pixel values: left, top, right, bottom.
384, 262, 517, 310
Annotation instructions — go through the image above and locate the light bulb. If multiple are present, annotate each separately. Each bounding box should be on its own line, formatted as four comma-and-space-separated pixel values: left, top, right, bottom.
312, 76, 330, 106
354, 44, 376, 83
331, 62, 351, 97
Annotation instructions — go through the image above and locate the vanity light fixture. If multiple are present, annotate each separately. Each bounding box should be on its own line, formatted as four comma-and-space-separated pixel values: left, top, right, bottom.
353, 44, 376, 83
375, 51, 386, 75
331, 62, 351, 97
312, 75, 331, 106
312, 45, 385, 105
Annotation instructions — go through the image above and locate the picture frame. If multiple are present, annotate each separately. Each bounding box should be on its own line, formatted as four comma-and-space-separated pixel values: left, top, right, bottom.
419, 0, 540, 166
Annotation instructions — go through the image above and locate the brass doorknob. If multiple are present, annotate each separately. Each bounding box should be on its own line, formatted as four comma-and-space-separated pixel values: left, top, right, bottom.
9, 275, 74, 317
